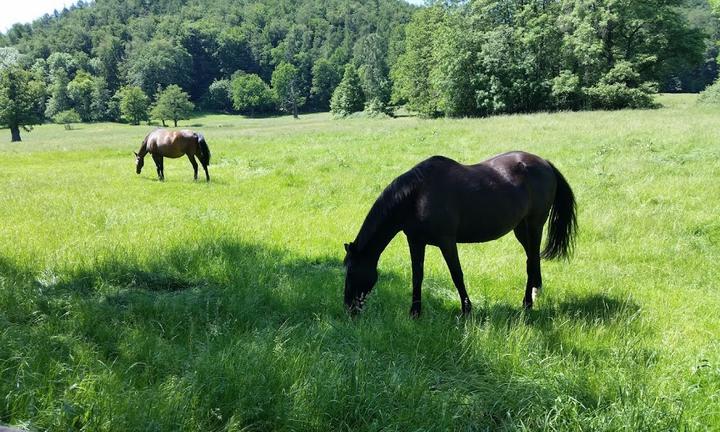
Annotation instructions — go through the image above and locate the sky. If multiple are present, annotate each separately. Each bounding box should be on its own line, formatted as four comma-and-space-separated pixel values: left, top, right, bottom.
1, 0, 78, 31
1, 0, 425, 32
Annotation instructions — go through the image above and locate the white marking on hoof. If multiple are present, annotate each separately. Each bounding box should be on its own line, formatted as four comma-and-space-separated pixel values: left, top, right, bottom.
531, 286, 542, 303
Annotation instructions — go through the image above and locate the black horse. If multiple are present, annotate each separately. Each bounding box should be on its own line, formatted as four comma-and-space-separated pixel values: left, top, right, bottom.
344, 151, 577, 316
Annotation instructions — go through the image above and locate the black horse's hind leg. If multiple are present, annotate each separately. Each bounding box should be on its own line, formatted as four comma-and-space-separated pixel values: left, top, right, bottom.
439, 239, 472, 315
514, 220, 543, 309
407, 237, 426, 318
201, 162, 210, 182
187, 154, 199, 180
152, 153, 164, 181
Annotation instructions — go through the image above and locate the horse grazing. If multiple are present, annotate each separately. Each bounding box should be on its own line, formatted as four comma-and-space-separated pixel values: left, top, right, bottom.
134, 129, 211, 181
343, 151, 577, 317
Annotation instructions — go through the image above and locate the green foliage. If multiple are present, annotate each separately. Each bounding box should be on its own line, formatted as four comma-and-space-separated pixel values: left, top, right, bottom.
271, 62, 305, 118
204, 79, 233, 112
0, 66, 45, 141
354, 33, 391, 113
552, 71, 583, 110
44, 69, 71, 120
230, 73, 274, 115
51, 109, 82, 129
116, 85, 150, 125
330, 64, 365, 117
0, 47, 23, 69
90, 76, 116, 122
394, 0, 705, 117
1, 0, 415, 117
67, 71, 94, 121
697, 78, 720, 104
391, 6, 444, 116
125, 39, 193, 98
150, 85, 194, 127
310, 59, 341, 110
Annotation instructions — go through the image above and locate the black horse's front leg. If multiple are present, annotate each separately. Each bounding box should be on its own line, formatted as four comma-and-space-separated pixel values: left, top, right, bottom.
152, 154, 164, 181
439, 239, 472, 315
407, 237, 426, 318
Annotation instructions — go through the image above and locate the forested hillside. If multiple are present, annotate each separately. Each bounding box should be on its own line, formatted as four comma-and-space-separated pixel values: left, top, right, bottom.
0, 0, 718, 133
0, 0, 414, 123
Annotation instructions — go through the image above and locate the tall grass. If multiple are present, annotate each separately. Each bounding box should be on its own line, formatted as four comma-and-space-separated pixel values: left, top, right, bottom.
0, 94, 718, 430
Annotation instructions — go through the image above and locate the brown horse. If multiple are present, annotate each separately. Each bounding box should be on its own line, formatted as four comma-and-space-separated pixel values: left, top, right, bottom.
134, 129, 211, 181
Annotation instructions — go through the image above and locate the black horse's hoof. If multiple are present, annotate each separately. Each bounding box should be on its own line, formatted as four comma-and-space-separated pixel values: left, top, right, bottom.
461, 299, 472, 316
409, 307, 421, 319
523, 300, 533, 310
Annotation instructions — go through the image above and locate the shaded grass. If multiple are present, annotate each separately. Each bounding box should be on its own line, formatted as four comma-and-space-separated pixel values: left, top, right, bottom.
1, 94, 719, 430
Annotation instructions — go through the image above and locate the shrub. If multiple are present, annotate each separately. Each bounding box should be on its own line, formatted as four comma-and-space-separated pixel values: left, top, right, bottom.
697, 80, 720, 104
52, 109, 82, 130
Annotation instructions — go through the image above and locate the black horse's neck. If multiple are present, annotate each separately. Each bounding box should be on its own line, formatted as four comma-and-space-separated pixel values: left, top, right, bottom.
353, 165, 425, 264
355, 218, 401, 265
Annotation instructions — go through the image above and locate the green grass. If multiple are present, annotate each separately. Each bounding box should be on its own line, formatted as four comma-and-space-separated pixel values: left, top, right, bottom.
1, 94, 718, 431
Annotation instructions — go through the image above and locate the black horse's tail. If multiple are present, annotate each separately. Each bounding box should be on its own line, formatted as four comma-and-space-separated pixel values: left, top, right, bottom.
541, 162, 577, 260
196, 134, 211, 165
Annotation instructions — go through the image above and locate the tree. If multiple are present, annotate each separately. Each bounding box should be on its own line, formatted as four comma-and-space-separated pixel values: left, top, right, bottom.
52, 109, 82, 130
330, 64, 365, 117
67, 71, 94, 121
271, 62, 305, 118
0, 47, 23, 69
150, 85, 194, 127
354, 33, 391, 113
116, 85, 149, 125
230, 73, 274, 115
125, 38, 192, 97
204, 79, 233, 112
311, 58, 341, 110
0, 66, 45, 142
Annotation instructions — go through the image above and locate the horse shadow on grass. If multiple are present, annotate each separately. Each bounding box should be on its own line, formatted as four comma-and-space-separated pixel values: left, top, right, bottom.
0, 243, 645, 430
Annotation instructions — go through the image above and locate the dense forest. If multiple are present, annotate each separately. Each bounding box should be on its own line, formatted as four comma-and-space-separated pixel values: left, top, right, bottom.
1, 0, 719, 139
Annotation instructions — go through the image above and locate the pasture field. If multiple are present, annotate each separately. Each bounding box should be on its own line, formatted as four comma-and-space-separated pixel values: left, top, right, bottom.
0, 94, 719, 431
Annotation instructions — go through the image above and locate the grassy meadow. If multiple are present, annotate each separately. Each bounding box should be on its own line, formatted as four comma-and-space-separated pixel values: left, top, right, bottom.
0, 94, 719, 431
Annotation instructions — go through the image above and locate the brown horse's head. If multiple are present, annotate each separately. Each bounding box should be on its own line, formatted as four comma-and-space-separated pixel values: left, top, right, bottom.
134, 151, 144, 174
343, 242, 378, 314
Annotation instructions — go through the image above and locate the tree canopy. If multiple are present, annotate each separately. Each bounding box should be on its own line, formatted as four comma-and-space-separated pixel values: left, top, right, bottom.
0, 0, 714, 122
0, 66, 45, 141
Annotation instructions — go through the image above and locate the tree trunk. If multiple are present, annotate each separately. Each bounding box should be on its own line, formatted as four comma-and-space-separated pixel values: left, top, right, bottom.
173, 118, 178, 127
10, 124, 21, 142
162, 119, 167, 127
292, 98, 299, 119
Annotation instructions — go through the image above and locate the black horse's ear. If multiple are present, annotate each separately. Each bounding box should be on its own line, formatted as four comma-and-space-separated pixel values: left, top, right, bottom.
344, 243, 350, 253
133, 151, 138, 156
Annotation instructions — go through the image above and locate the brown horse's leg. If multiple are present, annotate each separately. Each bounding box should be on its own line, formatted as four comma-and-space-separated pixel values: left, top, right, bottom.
407, 237, 426, 318
439, 239, 471, 315
152, 153, 164, 181
187, 154, 199, 180
514, 220, 542, 309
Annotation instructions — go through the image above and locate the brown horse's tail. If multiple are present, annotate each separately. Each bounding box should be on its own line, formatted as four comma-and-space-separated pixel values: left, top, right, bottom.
197, 134, 211, 165
541, 162, 577, 260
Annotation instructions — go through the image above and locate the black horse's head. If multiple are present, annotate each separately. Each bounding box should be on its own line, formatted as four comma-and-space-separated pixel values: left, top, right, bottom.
134, 151, 144, 174
343, 242, 378, 314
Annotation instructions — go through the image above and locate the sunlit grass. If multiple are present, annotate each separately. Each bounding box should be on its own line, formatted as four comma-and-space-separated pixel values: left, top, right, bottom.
1, 94, 718, 430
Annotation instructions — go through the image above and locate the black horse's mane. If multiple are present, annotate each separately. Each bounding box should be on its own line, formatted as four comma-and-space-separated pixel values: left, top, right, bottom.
353, 158, 449, 253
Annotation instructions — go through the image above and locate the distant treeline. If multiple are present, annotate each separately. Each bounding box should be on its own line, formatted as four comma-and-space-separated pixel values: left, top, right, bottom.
0, 0, 718, 129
